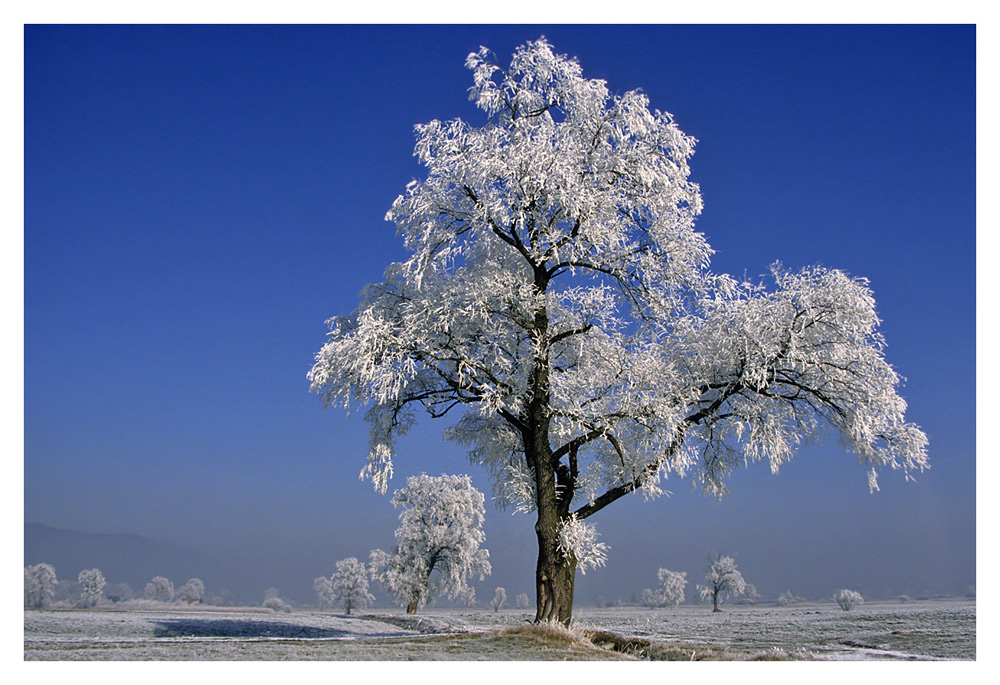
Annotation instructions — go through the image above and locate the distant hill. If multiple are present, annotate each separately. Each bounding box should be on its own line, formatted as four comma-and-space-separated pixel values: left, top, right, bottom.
24, 523, 223, 598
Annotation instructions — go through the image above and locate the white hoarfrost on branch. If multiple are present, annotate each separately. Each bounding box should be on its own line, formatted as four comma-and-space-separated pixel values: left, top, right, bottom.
332, 557, 375, 615
368, 474, 491, 614
309, 37, 929, 625
556, 514, 608, 574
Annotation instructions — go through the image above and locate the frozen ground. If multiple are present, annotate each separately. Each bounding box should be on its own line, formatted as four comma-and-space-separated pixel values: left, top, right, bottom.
24, 598, 974, 661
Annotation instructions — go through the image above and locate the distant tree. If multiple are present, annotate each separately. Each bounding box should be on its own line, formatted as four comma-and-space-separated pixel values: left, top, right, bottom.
491, 587, 507, 612
777, 590, 807, 606
77, 569, 106, 608
642, 568, 687, 608
516, 592, 531, 609
105, 582, 134, 603
733, 582, 760, 605
332, 557, 375, 615
144, 576, 174, 602
898, 595, 911, 604
697, 554, 747, 612
369, 474, 491, 614
53, 578, 79, 604
308, 37, 929, 626
177, 578, 205, 604
24, 563, 58, 609
314, 576, 335, 610
263, 595, 292, 613
834, 588, 864, 611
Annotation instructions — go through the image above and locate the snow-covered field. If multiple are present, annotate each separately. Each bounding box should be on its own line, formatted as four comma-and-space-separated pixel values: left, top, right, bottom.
24, 598, 974, 661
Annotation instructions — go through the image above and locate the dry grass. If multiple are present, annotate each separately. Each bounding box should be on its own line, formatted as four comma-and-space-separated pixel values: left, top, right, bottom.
492, 622, 633, 660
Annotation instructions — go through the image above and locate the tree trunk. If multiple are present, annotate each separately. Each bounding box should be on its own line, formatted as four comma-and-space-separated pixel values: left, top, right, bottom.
406, 601, 418, 614
524, 265, 578, 626
534, 524, 577, 625
531, 427, 577, 625
712, 589, 720, 612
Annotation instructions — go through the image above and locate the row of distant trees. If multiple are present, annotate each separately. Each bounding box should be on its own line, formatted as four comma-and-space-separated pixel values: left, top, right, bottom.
637, 554, 756, 611
24, 563, 221, 609
311, 475, 870, 617
635, 555, 869, 612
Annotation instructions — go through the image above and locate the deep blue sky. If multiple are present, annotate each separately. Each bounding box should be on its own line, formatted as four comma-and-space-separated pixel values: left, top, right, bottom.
23, 25, 975, 605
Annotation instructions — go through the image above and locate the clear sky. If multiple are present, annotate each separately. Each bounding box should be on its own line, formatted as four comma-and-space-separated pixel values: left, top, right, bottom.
23, 24, 975, 605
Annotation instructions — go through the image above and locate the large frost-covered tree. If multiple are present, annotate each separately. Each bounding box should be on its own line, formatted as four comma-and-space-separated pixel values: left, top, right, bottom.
332, 557, 375, 615
309, 38, 929, 625
24, 563, 58, 609
368, 474, 491, 614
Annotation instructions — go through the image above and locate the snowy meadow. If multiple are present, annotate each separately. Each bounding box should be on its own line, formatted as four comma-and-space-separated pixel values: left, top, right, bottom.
24, 598, 974, 661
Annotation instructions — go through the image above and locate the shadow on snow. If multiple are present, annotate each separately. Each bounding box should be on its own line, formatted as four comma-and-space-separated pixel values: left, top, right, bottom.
151, 618, 387, 639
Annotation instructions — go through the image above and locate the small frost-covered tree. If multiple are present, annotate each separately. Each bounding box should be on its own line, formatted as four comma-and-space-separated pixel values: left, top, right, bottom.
516, 592, 531, 609
777, 590, 806, 606
492, 587, 507, 612
332, 557, 374, 615
177, 578, 205, 604
263, 588, 293, 612
697, 555, 746, 612
309, 38, 928, 625
369, 474, 491, 614
643, 568, 687, 607
24, 563, 58, 609
834, 588, 864, 611
77, 568, 106, 608
144, 576, 174, 602
314, 576, 335, 610
264, 596, 292, 613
